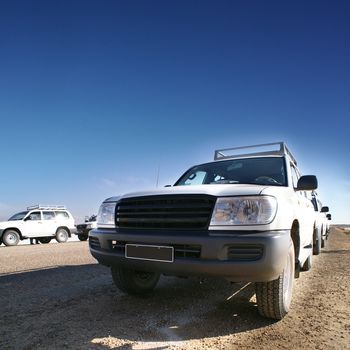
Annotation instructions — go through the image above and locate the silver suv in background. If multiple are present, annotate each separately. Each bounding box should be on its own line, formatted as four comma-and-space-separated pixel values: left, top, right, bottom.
0, 205, 76, 246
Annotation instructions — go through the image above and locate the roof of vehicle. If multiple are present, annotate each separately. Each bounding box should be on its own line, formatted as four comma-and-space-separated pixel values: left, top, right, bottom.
214, 142, 297, 165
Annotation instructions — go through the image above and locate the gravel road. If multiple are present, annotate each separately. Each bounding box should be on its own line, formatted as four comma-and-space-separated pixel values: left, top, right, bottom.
0, 227, 349, 350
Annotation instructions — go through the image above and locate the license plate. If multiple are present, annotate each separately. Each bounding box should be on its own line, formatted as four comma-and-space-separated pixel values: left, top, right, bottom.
125, 244, 174, 263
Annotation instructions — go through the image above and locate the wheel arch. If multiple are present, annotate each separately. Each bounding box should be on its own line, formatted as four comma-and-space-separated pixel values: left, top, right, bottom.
3, 227, 23, 240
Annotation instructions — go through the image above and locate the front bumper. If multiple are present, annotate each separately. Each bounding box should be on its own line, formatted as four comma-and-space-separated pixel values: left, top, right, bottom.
89, 228, 290, 282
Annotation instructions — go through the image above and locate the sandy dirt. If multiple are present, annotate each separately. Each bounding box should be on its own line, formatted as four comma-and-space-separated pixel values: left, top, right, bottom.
0, 227, 349, 350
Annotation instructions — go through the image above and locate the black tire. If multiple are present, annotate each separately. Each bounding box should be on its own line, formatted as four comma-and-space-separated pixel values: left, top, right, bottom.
39, 237, 52, 244
55, 228, 69, 243
321, 238, 325, 248
3, 230, 20, 246
255, 239, 295, 320
111, 266, 160, 295
313, 228, 321, 255
78, 235, 88, 241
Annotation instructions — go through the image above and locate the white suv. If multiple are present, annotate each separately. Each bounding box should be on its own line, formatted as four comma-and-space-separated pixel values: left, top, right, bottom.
311, 192, 330, 251
0, 205, 76, 246
90, 142, 318, 320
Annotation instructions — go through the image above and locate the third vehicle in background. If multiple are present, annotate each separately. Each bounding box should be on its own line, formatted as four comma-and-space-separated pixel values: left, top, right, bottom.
311, 191, 330, 251
75, 215, 97, 241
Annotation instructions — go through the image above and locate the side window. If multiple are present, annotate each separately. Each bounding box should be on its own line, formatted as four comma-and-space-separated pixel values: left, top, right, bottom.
27, 211, 41, 221
43, 211, 56, 220
291, 165, 307, 198
55, 211, 69, 220
290, 165, 299, 189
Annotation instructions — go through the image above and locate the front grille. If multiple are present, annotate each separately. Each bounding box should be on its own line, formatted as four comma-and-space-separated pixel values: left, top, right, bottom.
77, 224, 87, 230
111, 241, 201, 259
227, 244, 263, 261
89, 236, 101, 250
116, 195, 215, 230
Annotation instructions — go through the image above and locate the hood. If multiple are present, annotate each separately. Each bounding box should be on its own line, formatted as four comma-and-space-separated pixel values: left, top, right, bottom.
105, 184, 269, 202
0, 220, 16, 227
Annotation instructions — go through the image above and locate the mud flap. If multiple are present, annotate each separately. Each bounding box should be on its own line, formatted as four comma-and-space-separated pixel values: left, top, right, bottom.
295, 260, 300, 278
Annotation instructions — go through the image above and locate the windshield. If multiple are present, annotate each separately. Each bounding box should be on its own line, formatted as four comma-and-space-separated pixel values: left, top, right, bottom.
175, 157, 287, 186
8, 211, 29, 221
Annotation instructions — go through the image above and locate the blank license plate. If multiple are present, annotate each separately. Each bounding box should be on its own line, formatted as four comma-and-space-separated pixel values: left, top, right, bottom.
125, 244, 174, 263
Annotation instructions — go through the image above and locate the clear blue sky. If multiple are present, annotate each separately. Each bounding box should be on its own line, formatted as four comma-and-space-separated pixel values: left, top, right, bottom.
0, 0, 349, 223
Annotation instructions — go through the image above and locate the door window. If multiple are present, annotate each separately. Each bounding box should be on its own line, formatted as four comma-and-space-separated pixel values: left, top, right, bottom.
27, 211, 41, 220
290, 165, 299, 189
43, 211, 56, 220
55, 211, 70, 220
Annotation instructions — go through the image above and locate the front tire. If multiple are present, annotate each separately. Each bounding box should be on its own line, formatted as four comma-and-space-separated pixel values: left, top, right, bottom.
111, 266, 160, 295
39, 237, 52, 244
78, 234, 88, 241
56, 228, 69, 243
255, 239, 295, 320
3, 230, 20, 246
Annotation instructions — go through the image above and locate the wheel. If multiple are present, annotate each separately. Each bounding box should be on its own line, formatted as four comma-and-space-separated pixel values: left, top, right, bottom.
56, 228, 69, 243
78, 235, 88, 241
39, 237, 52, 244
3, 230, 20, 246
255, 239, 295, 319
321, 238, 325, 248
111, 266, 160, 295
313, 228, 321, 255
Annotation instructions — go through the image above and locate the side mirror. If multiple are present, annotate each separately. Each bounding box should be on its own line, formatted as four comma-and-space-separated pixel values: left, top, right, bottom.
321, 206, 329, 213
297, 175, 318, 191
326, 214, 332, 220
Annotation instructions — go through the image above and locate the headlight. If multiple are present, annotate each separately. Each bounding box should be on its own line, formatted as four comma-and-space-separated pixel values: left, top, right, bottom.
97, 202, 116, 227
210, 196, 277, 226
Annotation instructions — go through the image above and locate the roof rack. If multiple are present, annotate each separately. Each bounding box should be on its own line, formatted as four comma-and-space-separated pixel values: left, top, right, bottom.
27, 205, 66, 211
214, 142, 297, 165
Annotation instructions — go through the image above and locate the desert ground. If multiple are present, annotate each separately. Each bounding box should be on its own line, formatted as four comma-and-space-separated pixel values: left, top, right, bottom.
0, 227, 349, 350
